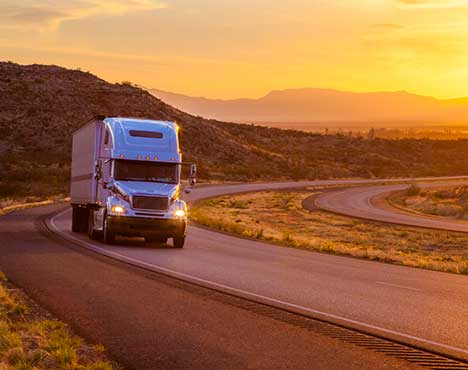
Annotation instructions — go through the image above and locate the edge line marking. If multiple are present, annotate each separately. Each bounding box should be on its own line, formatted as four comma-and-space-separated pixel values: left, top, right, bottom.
48, 208, 468, 360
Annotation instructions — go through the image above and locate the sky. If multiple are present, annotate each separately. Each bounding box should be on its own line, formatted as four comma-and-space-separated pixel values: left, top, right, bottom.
1, 0, 468, 99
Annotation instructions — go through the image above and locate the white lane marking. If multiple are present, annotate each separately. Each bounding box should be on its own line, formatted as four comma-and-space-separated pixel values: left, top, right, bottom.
48, 208, 468, 358
376, 281, 422, 292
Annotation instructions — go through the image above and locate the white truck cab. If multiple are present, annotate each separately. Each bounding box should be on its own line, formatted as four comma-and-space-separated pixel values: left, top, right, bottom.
70, 116, 196, 248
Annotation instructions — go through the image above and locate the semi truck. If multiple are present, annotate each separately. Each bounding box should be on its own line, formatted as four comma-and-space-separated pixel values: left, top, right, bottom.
70, 116, 196, 248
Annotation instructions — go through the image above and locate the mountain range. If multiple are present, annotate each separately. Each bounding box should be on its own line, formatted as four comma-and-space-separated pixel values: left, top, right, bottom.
3, 61, 468, 201
150, 88, 468, 128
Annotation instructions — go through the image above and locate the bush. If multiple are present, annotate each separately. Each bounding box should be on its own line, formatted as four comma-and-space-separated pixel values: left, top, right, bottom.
407, 184, 421, 196
433, 190, 454, 199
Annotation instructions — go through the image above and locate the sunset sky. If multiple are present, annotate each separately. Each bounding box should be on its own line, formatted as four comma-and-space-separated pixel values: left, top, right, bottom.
1, 0, 468, 99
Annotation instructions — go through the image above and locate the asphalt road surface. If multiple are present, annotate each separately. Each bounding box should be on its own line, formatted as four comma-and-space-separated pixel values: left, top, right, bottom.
314, 180, 468, 232
1, 176, 468, 370
49, 178, 468, 359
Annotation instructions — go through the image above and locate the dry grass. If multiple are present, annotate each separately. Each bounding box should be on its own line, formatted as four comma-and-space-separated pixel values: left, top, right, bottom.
0, 195, 69, 216
191, 189, 468, 274
389, 185, 468, 220
0, 272, 116, 370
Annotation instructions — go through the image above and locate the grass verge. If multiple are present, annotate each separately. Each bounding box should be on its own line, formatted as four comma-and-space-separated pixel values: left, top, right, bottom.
0, 271, 118, 370
389, 184, 468, 220
190, 189, 468, 274
0, 195, 68, 216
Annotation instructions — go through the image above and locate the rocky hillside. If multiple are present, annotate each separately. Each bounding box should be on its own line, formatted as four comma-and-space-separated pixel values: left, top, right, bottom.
2, 61, 468, 199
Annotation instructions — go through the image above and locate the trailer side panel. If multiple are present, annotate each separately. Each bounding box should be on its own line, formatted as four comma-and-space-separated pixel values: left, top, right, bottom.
71, 120, 102, 205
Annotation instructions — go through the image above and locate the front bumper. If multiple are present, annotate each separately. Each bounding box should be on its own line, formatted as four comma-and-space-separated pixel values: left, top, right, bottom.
108, 215, 186, 237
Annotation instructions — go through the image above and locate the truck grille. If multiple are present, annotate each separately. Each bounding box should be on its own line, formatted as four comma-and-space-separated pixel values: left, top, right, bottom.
132, 196, 169, 211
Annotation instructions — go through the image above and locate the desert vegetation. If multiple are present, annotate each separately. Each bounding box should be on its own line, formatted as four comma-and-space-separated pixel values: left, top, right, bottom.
4, 62, 468, 205
0, 195, 68, 217
389, 185, 468, 220
191, 189, 468, 274
0, 271, 116, 370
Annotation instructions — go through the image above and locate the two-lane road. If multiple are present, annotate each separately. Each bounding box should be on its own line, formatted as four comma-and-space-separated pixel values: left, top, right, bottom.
48, 177, 468, 361
314, 180, 468, 232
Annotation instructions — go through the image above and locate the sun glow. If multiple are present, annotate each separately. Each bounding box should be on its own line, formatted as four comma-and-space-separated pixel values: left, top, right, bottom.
1, 0, 468, 99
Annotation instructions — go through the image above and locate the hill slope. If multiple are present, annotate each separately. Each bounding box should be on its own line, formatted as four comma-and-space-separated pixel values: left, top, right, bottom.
150, 88, 468, 126
2, 61, 468, 200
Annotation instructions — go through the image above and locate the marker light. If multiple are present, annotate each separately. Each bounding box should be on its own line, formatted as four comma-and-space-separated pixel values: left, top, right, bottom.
174, 209, 186, 217
146, 156, 150, 160
111, 205, 127, 214
137, 155, 142, 160
119, 154, 125, 159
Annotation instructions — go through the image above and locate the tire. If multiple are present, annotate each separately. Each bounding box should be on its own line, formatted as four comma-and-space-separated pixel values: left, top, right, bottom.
72, 205, 89, 233
79, 207, 89, 233
102, 213, 116, 245
71, 206, 80, 232
145, 236, 168, 244
173, 236, 185, 249
88, 209, 100, 240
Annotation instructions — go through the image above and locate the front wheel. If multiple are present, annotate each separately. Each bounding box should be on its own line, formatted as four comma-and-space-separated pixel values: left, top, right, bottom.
102, 213, 116, 245
173, 236, 185, 249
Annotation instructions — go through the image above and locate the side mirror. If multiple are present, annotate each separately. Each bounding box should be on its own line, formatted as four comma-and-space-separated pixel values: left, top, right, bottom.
189, 164, 197, 187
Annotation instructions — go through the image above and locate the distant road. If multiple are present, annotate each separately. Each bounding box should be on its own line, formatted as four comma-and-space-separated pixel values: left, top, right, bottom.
313, 180, 468, 232
43, 176, 468, 363
184, 175, 468, 203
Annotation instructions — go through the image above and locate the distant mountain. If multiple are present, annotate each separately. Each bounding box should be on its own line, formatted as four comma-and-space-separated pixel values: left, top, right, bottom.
4, 61, 468, 201
150, 88, 468, 127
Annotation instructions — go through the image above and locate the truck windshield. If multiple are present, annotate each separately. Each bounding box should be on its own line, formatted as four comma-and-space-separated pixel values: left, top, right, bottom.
113, 160, 178, 184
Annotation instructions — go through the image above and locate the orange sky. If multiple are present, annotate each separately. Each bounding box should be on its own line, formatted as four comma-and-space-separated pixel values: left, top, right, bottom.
1, 0, 468, 99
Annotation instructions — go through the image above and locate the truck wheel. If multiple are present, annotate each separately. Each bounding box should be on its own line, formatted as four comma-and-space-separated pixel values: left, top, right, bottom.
79, 207, 89, 233
88, 210, 100, 240
173, 236, 185, 249
71, 206, 80, 232
102, 214, 115, 245
72, 206, 88, 233
145, 236, 168, 244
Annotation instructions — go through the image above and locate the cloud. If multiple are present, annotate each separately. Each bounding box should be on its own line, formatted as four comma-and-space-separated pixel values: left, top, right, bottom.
399, 0, 468, 9
0, 0, 166, 30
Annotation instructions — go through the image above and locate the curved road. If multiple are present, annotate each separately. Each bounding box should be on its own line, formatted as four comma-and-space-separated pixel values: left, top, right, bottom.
46, 177, 468, 362
314, 180, 468, 232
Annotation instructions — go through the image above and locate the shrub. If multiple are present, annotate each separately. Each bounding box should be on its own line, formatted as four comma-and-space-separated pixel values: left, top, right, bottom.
407, 184, 421, 196
433, 190, 454, 199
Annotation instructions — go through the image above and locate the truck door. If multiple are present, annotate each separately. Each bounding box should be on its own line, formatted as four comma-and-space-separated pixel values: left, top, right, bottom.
96, 127, 113, 206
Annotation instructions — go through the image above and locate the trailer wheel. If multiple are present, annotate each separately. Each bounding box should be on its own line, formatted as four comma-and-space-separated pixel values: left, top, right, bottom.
79, 207, 89, 233
102, 213, 115, 245
72, 206, 89, 233
71, 206, 80, 232
173, 236, 185, 249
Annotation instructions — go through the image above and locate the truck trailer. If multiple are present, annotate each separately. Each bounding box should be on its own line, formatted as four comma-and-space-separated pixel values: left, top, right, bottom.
70, 116, 196, 248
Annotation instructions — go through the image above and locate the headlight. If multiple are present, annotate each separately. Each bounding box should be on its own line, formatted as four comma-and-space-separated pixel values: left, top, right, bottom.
111, 205, 127, 214
174, 209, 186, 217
